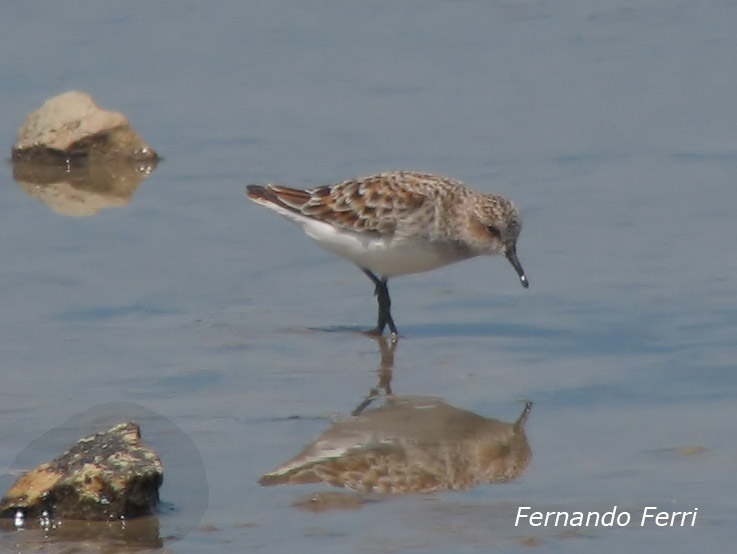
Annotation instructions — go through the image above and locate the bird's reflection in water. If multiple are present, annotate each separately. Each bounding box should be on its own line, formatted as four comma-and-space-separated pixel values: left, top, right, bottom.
260, 336, 532, 494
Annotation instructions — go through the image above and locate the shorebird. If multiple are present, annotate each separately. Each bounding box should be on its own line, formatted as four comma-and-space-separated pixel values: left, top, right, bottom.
246, 171, 528, 335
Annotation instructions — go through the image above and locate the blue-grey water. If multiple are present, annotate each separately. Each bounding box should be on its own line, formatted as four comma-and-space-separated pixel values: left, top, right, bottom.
1, 1, 736, 552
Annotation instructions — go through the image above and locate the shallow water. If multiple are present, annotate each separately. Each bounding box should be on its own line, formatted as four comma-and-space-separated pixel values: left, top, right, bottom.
1, 1, 736, 552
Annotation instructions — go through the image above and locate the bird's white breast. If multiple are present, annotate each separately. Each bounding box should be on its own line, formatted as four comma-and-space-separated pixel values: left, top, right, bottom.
256, 200, 477, 277
300, 217, 473, 277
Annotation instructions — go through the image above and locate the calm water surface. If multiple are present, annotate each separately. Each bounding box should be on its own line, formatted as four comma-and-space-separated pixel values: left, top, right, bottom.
1, 1, 735, 552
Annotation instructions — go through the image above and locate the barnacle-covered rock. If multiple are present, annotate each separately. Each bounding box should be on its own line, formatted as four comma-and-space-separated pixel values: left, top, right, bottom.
0, 422, 162, 521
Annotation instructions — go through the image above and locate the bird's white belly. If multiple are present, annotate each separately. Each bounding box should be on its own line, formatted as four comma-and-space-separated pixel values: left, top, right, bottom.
300, 218, 471, 277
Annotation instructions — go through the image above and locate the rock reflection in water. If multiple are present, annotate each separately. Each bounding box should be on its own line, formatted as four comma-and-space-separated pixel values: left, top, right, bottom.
12, 158, 158, 217
260, 338, 532, 494
0, 515, 162, 551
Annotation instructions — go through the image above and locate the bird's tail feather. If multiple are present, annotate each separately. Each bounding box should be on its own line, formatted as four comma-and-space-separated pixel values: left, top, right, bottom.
246, 184, 311, 212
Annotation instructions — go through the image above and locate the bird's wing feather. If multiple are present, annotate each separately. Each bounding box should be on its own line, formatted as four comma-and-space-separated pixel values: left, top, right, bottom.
248, 172, 449, 236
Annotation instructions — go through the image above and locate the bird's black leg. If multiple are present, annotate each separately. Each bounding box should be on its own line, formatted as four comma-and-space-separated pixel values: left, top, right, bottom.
362, 269, 398, 336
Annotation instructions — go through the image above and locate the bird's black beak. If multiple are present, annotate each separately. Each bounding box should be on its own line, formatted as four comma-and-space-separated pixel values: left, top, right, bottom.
505, 247, 529, 288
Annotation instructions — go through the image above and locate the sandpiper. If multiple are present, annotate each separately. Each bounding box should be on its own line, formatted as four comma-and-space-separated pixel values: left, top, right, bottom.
246, 171, 528, 335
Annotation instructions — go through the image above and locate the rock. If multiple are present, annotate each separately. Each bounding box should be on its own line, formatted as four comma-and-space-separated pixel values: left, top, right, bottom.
260, 397, 532, 493
12, 157, 158, 217
0, 422, 163, 521
11, 91, 158, 163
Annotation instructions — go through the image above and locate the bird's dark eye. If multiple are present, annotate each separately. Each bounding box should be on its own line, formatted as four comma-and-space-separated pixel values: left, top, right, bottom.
487, 225, 501, 238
